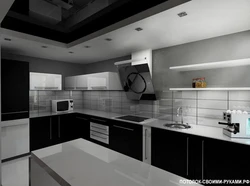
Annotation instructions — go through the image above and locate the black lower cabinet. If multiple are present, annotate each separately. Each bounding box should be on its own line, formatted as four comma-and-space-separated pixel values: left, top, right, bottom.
30, 116, 53, 151
152, 127, 250, 184
60, 113, 90, 142
151, 127, 189, 178
110, 120, 143, 161
203, 137, 250, 180
30, 114, 91, 151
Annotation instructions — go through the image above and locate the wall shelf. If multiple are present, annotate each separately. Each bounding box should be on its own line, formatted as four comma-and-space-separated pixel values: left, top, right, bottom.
168, 87, 250, 91
169, 58, 250, 71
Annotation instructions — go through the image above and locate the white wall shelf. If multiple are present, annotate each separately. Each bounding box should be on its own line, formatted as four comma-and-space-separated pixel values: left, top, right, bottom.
168, 87, 250, 91
169, 58, 250, 71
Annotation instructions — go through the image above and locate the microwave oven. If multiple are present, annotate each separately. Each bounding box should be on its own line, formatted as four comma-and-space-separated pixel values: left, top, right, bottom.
52, 99, 73, 113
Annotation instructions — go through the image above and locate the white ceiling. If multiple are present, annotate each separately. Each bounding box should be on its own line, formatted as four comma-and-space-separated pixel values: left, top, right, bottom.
1, 0, 250, 64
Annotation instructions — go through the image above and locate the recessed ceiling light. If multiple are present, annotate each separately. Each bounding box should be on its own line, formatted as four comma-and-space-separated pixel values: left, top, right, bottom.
178, 11, 187, 17
84, 46, 91, 48
105, 38, 112, 41
4, 38, 11, 41
42, 46, 48, 48
69, 51, 74, 54
135, 27, 143, 31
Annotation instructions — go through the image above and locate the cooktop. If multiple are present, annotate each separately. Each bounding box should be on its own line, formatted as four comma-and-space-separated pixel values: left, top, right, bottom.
115, 115, 150, 123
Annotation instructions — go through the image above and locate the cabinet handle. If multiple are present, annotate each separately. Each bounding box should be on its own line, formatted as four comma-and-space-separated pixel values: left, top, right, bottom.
44, 87, 59, 90
145, 129, 148, 160
91, 118, 106, 123
76, 117, 88, 121
58, 116, 61, 138
50, 118, 52, 140
91, 86, 107, 90
113, 125, 134, 131
76, 87, 88, 90
202, 140, 204, 180
187, 137, 189, 176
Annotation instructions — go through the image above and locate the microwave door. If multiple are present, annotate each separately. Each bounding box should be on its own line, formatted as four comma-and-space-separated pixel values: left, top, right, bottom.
57, 101, 69, 111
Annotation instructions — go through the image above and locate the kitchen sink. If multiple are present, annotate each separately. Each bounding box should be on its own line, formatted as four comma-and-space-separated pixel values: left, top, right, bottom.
164, 123, 191, 129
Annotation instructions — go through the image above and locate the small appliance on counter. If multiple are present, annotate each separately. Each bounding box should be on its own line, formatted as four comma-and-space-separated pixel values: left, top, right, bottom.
219, 110, 250, 139
52, 99, 73, 113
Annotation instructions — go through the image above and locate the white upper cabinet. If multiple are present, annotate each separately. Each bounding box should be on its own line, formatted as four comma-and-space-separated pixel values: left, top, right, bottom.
65, 72, 122, 90
76, 75, 88, 90
65, 76, 77, 90
30, 72, 62, 90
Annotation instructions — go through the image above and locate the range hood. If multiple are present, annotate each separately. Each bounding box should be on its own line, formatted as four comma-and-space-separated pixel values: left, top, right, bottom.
115, 50, 156, 100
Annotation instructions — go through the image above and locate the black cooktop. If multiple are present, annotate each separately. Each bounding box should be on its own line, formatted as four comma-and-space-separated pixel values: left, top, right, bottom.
116, 115, 150, 122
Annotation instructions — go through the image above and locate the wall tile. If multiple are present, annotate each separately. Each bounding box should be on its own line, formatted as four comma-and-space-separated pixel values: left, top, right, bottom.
198, 91, 227, 100
109, 91, 121, 97
156, 91, 172, 100
173, 91, 196, 99
198, 100, 227, 110
173, 99, 196, 108
229, 101, 250, 111
198, 117, 224, 128
198, 108, 223, 119
229, 91, 250, 101
29, 90, 250, 129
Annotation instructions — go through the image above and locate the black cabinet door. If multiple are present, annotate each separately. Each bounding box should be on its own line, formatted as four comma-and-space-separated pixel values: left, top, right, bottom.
204, 137, 250, 180
60, 114, 90, 142
1, 59, 29, 121
110, 120, 143, 161
188, 135, 203, 180
30, 117, 52, 151
151, 128, 188, 178
75, 114, 90, 140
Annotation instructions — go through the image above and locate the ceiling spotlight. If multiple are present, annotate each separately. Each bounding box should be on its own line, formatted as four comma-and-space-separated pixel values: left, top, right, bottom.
178, 11, 188, 17
4, 38, 11, 41
135, 27, 143, 31
69, 51, 74, 54
42, 46, 48, 48
105, 38, 112, 41
84, 46, 91, 48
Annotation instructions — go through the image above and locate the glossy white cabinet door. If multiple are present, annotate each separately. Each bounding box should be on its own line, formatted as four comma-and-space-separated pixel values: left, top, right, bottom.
65, 76, 76, 90
1, 119, 29, 160
30, 72, 62, 90
64, 72, 122, 91
76, 75, 88, 90
87, 73, 108, 90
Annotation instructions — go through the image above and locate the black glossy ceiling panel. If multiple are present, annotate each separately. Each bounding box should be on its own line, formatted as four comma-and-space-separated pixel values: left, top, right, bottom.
2, 0, 169, 43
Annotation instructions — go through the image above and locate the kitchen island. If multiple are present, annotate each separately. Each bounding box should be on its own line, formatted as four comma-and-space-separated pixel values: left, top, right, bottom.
30, 138, 200, 186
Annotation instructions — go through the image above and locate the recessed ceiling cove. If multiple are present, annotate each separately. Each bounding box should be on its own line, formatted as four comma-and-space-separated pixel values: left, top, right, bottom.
1, 0, 174, 43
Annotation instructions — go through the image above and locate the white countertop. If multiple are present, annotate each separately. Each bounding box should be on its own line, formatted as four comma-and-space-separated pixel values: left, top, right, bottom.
31, 139, 200, 186
29, 109, 250, 146
146, 120, 250, 146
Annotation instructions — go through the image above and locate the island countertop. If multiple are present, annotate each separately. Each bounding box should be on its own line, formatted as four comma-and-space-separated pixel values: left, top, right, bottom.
31, 138, 200, 186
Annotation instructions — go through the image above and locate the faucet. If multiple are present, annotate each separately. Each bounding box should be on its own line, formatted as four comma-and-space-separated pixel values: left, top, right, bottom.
177, 107, 184, 124
177, 107, 190, 127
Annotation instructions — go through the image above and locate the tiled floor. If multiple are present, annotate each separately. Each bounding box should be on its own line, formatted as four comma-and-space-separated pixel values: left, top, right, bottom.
2, 156, 29, 186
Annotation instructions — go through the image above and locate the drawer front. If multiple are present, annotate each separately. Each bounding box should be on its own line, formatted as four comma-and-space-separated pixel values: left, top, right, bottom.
90, 131, 109, 144
90, 122, 109, 135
